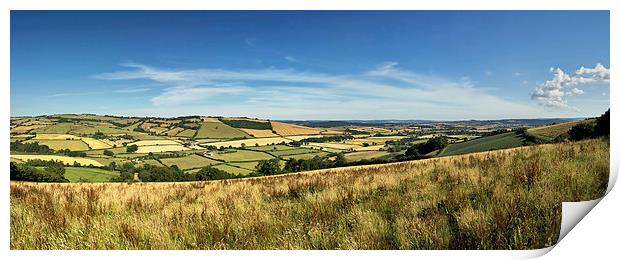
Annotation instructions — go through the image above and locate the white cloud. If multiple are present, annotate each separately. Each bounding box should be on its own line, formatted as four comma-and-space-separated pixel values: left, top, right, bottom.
531, 63, 609, 109
514, 72, 522, 77
96, 62, 548, 120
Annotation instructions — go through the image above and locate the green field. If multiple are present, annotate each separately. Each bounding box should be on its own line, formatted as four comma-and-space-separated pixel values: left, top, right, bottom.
281, 152, 330, 160
228, 161, 260, 170
213, 164, 254, 175
209, 150, 274, 162
176, 129, 196, 138
439, 132, 525, 156
63, 167, 119, 183
31, 122, 75, 134
159, 154, 221, 170
269, 147, 318, 156
246, 144, 296, 151
195, 122, 250, 139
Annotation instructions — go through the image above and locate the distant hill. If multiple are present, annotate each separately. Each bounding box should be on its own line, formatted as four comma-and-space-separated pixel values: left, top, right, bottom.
527, 119, 596, 139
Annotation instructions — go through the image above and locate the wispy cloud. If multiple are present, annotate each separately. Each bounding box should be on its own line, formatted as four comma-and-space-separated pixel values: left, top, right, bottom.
114, 87, 152, 93
531, 63, 609, 109
95, 62, 546, 120
49, 91, 102, 97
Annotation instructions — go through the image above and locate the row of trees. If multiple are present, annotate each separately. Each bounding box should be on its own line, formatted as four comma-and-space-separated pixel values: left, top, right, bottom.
10, 161, 69, 182
566, 109, 609, 141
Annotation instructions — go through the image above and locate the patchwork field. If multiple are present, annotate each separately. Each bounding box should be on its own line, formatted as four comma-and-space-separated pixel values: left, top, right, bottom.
208, 150, 274, 162
160, 154, 221, 170
10, 139, 608, 249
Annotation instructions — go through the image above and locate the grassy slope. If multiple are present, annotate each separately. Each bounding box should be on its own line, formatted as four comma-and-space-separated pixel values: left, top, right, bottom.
195, 122, 250, 139
10, 139, 609, 249
528, 119, 595, 138
439, 132, 524, 156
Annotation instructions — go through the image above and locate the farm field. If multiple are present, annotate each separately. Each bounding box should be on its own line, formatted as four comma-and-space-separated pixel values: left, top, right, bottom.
195, 122, 250, 139
159, 154, 221, 170
63, 167, 120, 183
344, 151, 391, 161
26, 139, 90, 151
271, 121, 322, 136
10, 139, 609, 249
208, 150, 274, 162
439, 132, 525, 156
135, 145, 189, 153
212, 164, 254, 175
10, 155, 104, 167
207, 137, 292, 148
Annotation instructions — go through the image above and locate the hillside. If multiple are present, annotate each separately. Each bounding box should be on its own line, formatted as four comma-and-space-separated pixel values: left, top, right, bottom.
438, 131, 525, 156
10, 139, 609, 249
527, 119, 596, 139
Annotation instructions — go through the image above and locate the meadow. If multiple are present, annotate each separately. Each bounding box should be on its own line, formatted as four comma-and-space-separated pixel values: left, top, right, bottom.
10, 138, 609, 249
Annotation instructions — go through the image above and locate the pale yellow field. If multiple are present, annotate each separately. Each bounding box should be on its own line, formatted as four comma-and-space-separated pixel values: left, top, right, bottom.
208, 137, 292, 148
81, 138, 113, 150
285, 135, 323, 141
10, 155, 104, 167
239, 128, 279, 138
353, 145, 386, 151
271, 121, 322, 136
308, 142, 360, 150
128, 140, 182, 146
351, 127, 392, 133
33, 133, 81, 140
10, 125, 47, 134
135, 145, 189, 153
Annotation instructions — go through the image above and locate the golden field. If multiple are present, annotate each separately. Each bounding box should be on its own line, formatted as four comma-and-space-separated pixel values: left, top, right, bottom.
10, 139, 609, 249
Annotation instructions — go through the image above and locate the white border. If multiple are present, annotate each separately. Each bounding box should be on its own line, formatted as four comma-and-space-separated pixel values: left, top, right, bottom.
1, 1, 616, 259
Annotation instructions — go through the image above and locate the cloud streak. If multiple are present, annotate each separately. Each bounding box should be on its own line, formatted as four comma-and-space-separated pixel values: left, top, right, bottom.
531, 63, 609, 109
95, 62, 546, 120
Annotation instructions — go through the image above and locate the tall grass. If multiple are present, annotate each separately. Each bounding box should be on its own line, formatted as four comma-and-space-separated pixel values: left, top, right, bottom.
10, 138, 609, 250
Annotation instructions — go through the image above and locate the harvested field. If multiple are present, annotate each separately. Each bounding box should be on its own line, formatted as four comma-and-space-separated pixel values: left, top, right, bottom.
239, 129, 279, 138
271, 121, 322, 136
10, 154, 104, 167
128, 140, 181, 146
26, 139, 90, 151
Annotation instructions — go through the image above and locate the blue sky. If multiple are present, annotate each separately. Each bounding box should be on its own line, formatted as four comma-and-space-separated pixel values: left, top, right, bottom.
11, 11, 610, 120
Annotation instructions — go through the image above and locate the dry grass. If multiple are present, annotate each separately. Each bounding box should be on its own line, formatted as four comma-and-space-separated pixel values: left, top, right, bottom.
528, 119, 596, 138
10, 139, 609, 250
239, 129, 279, 138
271, 122, 322, 136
